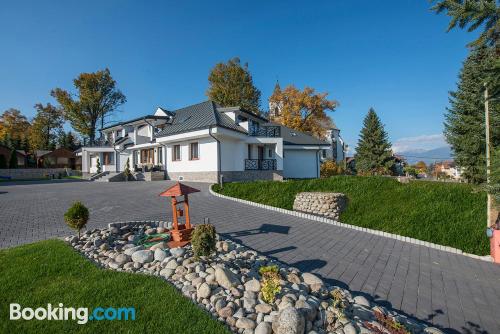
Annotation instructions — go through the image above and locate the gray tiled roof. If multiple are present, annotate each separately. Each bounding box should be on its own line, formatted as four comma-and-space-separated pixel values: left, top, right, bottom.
155, 101, 246, 137
264, 122, 329, 146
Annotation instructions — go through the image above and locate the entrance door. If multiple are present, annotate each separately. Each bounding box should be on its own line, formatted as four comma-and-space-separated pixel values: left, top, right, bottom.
258, 146, 264, 160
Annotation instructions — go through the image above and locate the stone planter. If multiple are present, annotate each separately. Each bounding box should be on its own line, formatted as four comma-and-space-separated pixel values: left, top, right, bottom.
293, 192, 347, 221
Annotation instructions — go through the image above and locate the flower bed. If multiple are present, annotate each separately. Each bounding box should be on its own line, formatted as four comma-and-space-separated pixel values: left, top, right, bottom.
66, 222, 442, 334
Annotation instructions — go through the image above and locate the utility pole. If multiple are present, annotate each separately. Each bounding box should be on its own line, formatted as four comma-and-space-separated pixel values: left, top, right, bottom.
485, 84, 492, 228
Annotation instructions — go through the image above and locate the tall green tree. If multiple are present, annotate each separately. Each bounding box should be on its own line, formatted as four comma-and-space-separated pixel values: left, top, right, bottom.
0, 109, 31, 149
29, 103, 64, 151
355, 108, 394, 175
431, 0, 499, 48
207, 57, 261, 114
57, 131, 79, 151
51, 68, 126, 145
444, 47, 500, 184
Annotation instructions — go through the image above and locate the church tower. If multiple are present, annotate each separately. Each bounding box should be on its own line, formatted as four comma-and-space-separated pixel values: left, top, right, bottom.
268, 81, 283, 119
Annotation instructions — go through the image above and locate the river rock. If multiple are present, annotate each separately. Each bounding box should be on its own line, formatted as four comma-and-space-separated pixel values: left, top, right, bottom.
170, 247, 185, 258
215, 267, 240, 289
131, 250, 153, 264
197, 282, 212, 299
124, 245, 143, 256
274, 307, 305, 334
236, 317, 256, 329
255, 321, 272, 334
154, 248, 167, 262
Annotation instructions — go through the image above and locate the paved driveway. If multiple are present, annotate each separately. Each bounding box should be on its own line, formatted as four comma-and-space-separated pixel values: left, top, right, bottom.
1, 180, 500, 333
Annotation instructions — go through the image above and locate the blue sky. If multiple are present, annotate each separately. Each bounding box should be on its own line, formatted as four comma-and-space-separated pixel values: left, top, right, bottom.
0, 0, 475, 155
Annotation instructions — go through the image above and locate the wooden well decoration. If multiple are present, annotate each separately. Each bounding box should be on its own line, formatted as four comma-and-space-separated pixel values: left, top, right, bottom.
159, 182, 200, 247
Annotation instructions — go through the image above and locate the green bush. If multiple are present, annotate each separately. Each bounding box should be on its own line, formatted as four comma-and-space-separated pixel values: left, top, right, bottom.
259, 265, 281, 304
64, 202, 89, 238
96, 158, 101, 173
124, 158, 132, 180
320, 160, 345, 178
191, 223, 216, 258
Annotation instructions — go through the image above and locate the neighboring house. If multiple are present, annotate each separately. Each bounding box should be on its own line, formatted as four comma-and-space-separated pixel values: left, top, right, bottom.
433, 160, 462, 180
0, 145, 26, 167
37, 148, 79, 169
321, 127, 346, 164
76, 100, 330, 182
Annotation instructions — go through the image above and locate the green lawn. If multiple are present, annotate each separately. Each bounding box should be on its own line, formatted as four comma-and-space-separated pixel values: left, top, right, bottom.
0, 240, 230, 334
213, 176, 488, 255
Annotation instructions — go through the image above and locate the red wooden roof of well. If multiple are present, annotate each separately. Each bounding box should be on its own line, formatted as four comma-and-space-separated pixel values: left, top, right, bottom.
159, 182, 200, 197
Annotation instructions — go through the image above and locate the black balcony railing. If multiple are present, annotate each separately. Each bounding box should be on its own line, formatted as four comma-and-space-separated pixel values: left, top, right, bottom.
244, 159, 277, 170
248, 126, 281, 137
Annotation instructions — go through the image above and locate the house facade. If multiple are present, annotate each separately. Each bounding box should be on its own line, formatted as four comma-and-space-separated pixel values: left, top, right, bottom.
76, 101, 330, 182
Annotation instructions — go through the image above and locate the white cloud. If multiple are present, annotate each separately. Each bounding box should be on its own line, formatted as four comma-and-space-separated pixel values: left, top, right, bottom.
392, 134, 448, 153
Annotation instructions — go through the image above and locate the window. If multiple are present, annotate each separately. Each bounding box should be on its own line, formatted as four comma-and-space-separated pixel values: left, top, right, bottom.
158, 148, 163, 164
103, 152, 114, 165
322, 149, 327, 159
268, 149, 272, 158
189, 142, 199, 160
172, 145, 181, 161
140, 149, 154, 164
247, 145, 252, 159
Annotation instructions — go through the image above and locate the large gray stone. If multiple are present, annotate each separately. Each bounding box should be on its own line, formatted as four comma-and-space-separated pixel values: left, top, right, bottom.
131, 250, 153, 264
244, 278, 261, 292
114, 253, 130, 265
236, 317, 256, 330
274, 307, 305, 334
215, 267, 240, 289
255, 321, 272, 334
353, 295, 371, 307
124, 245, 143, 256
154, 248, 167, 262
170, 247, 185, 258
197, 282, 211, 299
165, 259, 179, 270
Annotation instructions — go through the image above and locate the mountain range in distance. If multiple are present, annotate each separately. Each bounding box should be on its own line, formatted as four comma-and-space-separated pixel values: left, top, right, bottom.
395, 146, 453, 165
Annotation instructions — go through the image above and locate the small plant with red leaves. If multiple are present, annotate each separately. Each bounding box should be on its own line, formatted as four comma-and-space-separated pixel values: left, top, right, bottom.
364, 310, 411, 334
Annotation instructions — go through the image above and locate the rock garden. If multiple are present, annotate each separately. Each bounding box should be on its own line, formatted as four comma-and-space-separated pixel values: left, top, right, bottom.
65, 221, 442, 334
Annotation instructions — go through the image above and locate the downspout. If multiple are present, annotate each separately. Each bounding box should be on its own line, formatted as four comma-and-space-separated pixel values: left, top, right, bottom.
316, 148, 321, 178
209, 126, 221, 184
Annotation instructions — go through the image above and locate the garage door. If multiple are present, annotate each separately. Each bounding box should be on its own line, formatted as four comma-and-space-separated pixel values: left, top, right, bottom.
283, 149, 318, 179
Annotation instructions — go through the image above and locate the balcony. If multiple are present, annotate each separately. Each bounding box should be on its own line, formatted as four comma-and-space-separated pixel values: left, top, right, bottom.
244, 159, 277, 170
248, 126, 280, 137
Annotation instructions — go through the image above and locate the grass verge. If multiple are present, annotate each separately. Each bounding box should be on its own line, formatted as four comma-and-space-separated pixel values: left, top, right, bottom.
0, 239, 230, 334
213, 176, 488, 255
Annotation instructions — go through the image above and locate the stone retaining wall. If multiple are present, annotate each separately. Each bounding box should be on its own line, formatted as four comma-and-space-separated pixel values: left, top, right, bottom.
293, 192, 347, 221
0, 168, 70, 179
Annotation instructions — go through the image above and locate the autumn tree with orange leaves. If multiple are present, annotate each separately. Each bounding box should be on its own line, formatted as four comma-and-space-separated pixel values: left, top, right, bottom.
268, 84, 337, 139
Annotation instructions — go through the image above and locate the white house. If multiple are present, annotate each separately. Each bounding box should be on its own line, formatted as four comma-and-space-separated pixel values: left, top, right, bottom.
76, 100, 330, 182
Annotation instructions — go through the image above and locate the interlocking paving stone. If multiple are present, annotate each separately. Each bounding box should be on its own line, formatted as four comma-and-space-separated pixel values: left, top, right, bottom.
1, 180, 500, 333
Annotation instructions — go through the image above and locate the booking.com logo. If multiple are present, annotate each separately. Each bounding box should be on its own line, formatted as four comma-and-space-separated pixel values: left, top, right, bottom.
10, 303, 136, 324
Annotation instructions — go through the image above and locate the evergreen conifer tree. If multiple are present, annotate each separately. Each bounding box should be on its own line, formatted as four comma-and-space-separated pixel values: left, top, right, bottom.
444, 47, 500, 184
355, 108, 394, 175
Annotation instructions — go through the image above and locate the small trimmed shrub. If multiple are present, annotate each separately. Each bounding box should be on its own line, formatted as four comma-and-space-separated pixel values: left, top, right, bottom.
259, 265, 281, 304
124, 158, 132, 181
320, 160, 345, 178
191, 223, 216, 258
64, 202, 89, 238
96, 158, 101, 173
